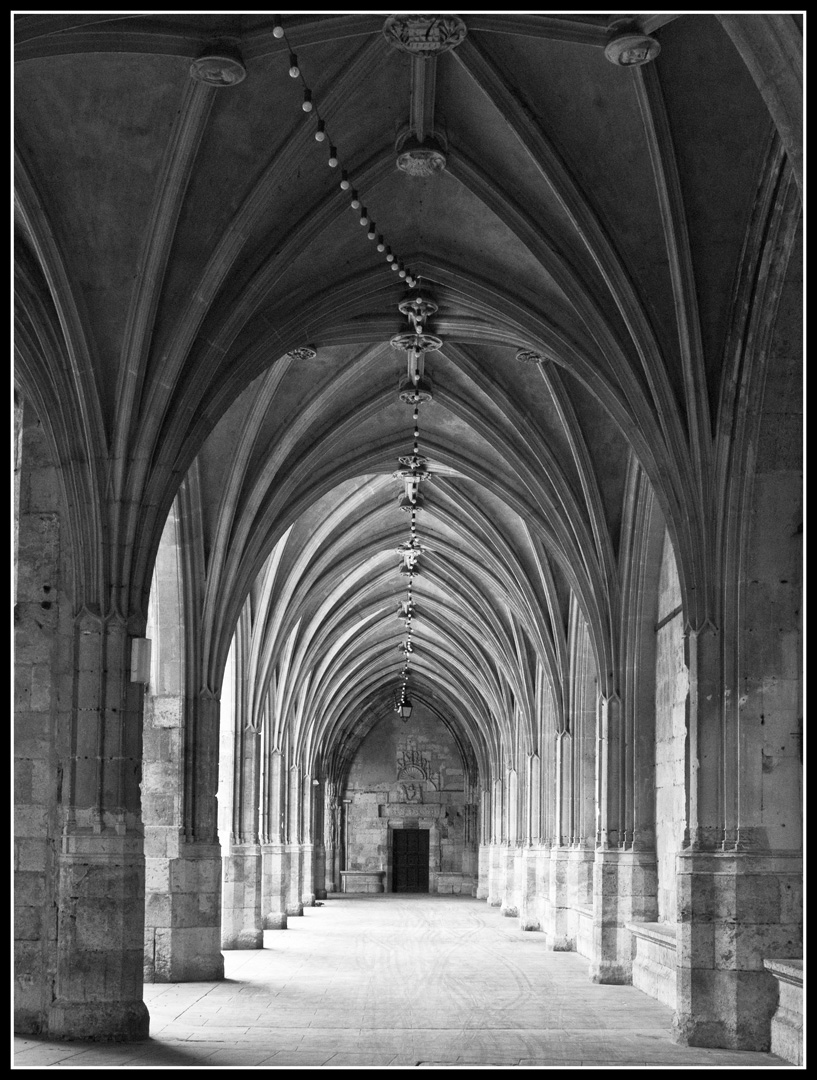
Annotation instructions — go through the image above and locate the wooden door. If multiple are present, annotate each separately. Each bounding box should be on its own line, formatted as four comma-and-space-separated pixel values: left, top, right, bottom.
392, 828, 429, 893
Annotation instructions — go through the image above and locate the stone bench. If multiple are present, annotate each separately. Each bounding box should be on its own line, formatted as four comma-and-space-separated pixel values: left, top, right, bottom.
627, 922, 677, 1010
340, 870, 385, 894
763, 958, 802, 1064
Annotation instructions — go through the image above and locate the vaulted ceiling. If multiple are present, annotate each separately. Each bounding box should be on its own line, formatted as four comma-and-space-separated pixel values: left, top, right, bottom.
14, 14, 802, 778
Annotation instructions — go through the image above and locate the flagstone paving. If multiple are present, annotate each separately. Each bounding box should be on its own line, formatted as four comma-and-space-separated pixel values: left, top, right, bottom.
14, 895, 790, 1068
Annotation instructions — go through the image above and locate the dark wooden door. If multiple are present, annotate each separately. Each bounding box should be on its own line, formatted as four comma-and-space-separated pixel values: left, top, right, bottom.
392, 828, 429, 893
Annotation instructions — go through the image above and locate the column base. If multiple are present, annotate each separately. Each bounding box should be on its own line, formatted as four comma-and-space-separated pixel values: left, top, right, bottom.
263, 912, 287, 930
47, 999, 150, 1042
546, 935, 574, 952
221, 929, 263, 950
675, 851, 802, 1051
590, 961, 631, 984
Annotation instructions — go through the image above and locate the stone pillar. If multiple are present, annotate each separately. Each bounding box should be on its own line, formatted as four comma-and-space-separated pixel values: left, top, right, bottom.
260, 748, 287, 929
221, 844, 263, 949
500, 769, 520, 916
322, 785, 338, 896
500, 845, 520, 917
519, 846, 541, 931
591, 694, 658, 982
547, 846, 572, 950
14, 404, 62, 1035
49, 609, 150, 1040
300, 775, 316, 907
220, 629, 263, 950
286, 766, 304, 916
156, 692, 224, 981
475, 786, 490, 899
673, 613, 802, 1049
486, 845, 502, 906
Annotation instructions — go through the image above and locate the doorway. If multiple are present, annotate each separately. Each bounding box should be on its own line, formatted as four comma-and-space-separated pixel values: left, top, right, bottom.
392, 828, 430, 893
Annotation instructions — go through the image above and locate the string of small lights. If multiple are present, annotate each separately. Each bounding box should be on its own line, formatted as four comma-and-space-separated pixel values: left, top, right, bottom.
275, 15, 419, 288
396, 400, 423, 718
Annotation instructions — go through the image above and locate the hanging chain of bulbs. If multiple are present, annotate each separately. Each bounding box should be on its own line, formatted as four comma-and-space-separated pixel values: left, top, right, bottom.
392, 292, 439, 719
272, 15, 440, 720
274, 14, 419, 288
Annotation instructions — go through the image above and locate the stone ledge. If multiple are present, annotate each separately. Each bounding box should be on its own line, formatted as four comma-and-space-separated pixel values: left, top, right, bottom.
764, 957, 803, 1065
627, 921, 677, 949
340, 870, 384, 894
763, 957, 802, 984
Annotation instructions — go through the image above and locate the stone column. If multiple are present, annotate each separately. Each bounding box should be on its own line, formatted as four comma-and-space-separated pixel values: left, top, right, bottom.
49, 609, 150, 1040
300, 774, 316, 907
476, 785, 490, 899
144, 691, 224, 979
286, 765, 304, 916
322, 784, 338, 896
545, 732, 572, 949
486, 777, 503, 906
519, 755, 542, 930
15, 404, 63, 1035
674, 618, 802, 1049
260, 747, 288, 929
500, 769, 519, 917
591, 694, 657, 983
221, 692, 263, 949
165, 691, 224, 980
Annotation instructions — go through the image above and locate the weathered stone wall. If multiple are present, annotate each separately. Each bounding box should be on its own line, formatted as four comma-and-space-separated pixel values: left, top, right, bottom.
14, 403, 65, 1033
344, 706, 474, 893
654, 530, 687, 924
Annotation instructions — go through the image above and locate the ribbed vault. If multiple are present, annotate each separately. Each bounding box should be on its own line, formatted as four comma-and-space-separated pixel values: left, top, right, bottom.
15, 9, 802, 801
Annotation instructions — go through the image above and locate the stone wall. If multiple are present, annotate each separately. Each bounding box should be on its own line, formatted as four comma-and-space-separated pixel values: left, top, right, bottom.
343, 706, 475, 894
654, 530, 687, 924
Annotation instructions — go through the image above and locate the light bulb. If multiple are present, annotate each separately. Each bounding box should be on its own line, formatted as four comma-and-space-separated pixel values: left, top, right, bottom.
368, 225, 377, 239
340, 170, 350, 190
289, 53, 299, 78
386, 249, 394, 262
328, 146, 338, 167
359, 209, 368, 226
350, 191, 361, 209
376, 235, 385, 252
315, 119, 326, 142
391, 262, 399, 271
302, 89, 312, 112
273, 16, 284, 38
399, 269, 407, 278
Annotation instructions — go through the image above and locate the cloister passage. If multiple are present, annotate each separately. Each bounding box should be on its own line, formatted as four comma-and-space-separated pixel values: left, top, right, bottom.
15, 11, 801, 1064
16, 896, 786, 1068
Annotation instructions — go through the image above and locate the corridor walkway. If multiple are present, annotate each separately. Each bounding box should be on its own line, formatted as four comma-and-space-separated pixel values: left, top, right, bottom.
14, 895, 788, 1068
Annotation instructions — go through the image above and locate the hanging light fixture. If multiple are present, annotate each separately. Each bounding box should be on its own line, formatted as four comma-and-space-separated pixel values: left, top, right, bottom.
392, 283, 441, 723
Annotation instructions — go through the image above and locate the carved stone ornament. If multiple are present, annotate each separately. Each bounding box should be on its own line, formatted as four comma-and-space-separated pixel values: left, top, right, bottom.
383, 14, 467, 56
190, 47, 247, 86
515, 348, 546, 364
397, 453, 429, 472
398, 377, 434, 405
604, 30, 661, 67
286, 345, 317, 361
397, 146, 447, 177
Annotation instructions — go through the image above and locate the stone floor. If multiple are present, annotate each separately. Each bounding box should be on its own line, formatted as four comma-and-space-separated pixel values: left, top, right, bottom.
14, 895, 790, 1068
